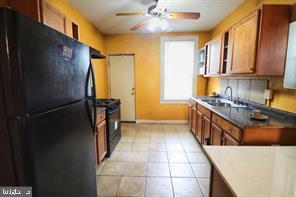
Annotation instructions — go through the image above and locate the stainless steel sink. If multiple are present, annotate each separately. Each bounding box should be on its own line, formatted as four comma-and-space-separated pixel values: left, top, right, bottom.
201, 98, 247, 108
201, 99, 223, 103
207, 102, 232, 107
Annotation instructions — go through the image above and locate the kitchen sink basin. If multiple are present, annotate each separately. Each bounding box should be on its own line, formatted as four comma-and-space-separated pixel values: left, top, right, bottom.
201, 98, 247, 108
201, 99, 223, 103
207, 102, 232, 107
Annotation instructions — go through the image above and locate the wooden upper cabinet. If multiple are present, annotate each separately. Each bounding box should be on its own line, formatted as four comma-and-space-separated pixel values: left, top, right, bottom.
6, 0, 80, 40
220, 30, 233, 75
231, 10, 260, 74
42, 1, 80, 39
205, 35, 222, 76
7, 0, 43, 22
42, 1, 69, 34
256, 5, 290, 76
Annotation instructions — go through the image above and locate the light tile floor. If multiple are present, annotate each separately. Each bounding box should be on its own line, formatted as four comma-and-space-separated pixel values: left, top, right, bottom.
96, 123, 210, 197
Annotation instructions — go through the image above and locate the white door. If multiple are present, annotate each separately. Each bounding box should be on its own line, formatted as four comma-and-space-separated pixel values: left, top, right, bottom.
109, 55, 136, 121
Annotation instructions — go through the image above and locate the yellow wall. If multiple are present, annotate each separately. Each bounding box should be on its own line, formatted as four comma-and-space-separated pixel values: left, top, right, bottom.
105, 32, 210, 120
207, 0, 296, 113
47, 0, 109, 98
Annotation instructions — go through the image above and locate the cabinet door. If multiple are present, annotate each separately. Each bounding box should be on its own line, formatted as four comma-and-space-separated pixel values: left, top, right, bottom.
7, 0, 42, 22
206, 36, 222, 75
42, 1, 68, 34
191, 106, 197, 134
202, 116, 211, 145
211, 123, 223, 145
256, 5, 290, 76
196, 110, 203, 143
231, 10, 260, 74
97, 120, 107, 163
188, 103, 192, 128
223, 132, 240, 146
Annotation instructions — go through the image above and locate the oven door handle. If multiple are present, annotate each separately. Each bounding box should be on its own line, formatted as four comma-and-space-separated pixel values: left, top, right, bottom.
107, 106, 120, 114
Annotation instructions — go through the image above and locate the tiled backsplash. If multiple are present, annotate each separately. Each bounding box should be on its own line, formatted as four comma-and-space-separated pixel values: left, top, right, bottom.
219, 79, 269, 104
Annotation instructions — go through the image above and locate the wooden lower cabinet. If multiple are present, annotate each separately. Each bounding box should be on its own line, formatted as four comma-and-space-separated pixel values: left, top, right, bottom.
188, 99, 296, 146
191, 105, 197, 134
223, 132, 240, 146
210, 167, 234, 197
202, 116, 211, 145
188, 103, 192, 129
196, 111, 203, 142
211, 123, 223, 145
95, 111, 107, 165
97, 120, 107, 163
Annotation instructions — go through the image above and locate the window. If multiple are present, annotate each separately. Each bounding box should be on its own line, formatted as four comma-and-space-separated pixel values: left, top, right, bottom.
160, 36, 197, 103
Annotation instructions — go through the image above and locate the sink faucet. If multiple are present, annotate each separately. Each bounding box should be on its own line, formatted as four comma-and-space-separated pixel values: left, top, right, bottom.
224, 85, 233, 101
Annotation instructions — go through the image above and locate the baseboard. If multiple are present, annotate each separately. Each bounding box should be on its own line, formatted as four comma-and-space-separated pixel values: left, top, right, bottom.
135, 120, 187, 124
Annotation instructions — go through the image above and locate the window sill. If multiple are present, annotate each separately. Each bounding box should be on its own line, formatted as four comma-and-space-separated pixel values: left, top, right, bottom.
160, 99, 188, 104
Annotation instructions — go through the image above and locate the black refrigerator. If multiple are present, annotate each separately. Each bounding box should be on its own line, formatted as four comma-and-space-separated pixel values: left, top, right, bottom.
0, 8, 97, 197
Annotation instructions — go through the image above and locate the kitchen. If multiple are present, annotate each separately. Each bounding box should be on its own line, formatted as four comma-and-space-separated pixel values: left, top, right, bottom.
0, 0, 296, 197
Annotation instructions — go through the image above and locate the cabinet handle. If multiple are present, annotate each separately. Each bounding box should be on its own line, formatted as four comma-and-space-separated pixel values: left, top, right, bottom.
249, 67, 254, 71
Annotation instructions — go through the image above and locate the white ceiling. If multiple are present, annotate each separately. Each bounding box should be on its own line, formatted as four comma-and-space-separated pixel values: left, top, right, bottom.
69, 0, 243, 34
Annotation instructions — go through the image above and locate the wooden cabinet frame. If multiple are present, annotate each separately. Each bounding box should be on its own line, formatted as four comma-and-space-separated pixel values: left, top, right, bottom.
230, 10, 260, 74
205, 35, 222, 76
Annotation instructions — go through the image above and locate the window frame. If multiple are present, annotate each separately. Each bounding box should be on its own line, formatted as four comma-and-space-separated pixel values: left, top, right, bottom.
160, 36, 198, 104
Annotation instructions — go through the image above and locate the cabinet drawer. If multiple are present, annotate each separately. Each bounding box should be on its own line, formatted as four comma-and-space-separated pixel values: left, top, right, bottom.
197, 104, 211, 118
189, 100, 197, 108
212, 113, 241, 141
97, 111, 106, 124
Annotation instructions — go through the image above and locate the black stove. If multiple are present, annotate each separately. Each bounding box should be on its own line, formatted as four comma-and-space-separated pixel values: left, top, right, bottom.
96, 98, 121, 157
96, 99, 120, 111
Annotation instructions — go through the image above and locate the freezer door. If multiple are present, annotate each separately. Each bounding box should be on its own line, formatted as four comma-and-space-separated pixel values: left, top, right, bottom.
13, 101, 96, 197
1, 9, 91, 115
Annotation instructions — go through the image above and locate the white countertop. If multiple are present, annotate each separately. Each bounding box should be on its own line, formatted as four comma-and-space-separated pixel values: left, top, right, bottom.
203, 146, 296, 197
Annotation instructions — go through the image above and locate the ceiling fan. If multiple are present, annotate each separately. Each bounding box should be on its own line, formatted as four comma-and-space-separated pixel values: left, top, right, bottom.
116, 0, 200, 31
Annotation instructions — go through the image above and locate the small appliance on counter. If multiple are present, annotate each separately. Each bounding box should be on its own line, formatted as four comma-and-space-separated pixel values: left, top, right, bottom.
96, 99, 121, 157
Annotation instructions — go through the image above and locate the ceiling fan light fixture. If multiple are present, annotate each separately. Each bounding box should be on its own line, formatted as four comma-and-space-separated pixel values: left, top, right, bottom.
160, 18, 169, 31
147, 17, 169, 32
147, 17, 161, 31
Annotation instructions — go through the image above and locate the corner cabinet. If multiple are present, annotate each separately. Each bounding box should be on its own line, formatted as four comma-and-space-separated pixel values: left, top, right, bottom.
231, 10, 260, 74
205, 35, 222, 76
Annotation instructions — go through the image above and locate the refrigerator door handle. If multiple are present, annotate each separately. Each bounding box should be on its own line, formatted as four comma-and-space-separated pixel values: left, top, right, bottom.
89, 58, 97, 134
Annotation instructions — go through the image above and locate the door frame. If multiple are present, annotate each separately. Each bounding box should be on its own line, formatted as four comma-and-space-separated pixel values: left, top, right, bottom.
108, 54, 136, 122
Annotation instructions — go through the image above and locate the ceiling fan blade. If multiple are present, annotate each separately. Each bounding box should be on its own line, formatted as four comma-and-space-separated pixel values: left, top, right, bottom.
116, 13, 147, 16
130, 19, 152, 31
166, 12, 200, 20
155, 0, 169, 12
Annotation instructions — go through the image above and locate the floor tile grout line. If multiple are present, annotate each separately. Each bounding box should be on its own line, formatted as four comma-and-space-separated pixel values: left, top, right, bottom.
164, 128, 176, 197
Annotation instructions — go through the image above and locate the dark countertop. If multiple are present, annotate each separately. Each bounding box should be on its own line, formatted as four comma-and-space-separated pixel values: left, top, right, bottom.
190, 96, 296, 129
97, 107, 106, 114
